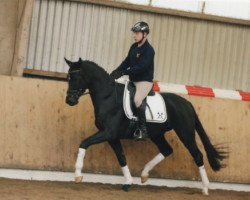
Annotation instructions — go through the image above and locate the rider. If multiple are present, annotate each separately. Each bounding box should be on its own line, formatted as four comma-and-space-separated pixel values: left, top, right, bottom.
110, 21, 155, 140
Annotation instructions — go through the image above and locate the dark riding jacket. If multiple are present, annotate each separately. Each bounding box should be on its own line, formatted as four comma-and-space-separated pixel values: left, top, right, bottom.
117, 40, 155, 82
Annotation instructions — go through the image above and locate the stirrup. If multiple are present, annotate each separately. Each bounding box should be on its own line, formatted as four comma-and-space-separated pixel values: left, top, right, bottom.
133, 128, 148, 141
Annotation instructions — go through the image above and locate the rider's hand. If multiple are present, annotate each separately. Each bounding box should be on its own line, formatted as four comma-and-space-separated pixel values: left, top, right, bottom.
110, 70, 125, 79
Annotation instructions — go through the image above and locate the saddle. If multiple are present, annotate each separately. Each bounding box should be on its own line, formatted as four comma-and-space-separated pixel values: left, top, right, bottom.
123, 81, 167, 123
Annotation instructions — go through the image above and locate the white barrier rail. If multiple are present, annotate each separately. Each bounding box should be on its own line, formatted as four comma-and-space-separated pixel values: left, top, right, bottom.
0, 168, 249, 192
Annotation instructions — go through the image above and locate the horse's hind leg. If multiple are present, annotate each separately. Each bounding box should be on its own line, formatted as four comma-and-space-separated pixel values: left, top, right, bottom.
175, 127, 209, 195
108, 140, 132, 192
187, 141, 209, 195
141, 135, 173, 183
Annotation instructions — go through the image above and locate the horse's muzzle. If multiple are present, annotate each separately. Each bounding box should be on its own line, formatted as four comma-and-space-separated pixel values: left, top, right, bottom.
66, 89, 85, 106
66, 95, 79, 106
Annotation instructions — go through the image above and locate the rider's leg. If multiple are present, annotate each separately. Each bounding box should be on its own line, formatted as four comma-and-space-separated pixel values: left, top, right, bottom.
133, 81, 153, 140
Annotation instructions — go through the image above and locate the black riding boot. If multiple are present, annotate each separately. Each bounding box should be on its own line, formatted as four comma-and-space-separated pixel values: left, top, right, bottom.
134, 101, 148, 140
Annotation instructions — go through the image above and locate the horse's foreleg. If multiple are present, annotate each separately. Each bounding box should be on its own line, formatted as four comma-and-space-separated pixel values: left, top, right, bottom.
108, 140, 133, 192
75, 131, 109, 183
75, 148, 86, 183
141, 135, 173, 183
121, 166, 133, 191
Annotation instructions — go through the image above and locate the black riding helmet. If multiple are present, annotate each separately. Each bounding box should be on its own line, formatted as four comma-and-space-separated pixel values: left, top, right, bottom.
131, 21, 150, 34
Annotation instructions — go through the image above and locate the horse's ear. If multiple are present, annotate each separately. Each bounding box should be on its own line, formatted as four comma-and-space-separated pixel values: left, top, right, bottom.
64, 57, 73, 67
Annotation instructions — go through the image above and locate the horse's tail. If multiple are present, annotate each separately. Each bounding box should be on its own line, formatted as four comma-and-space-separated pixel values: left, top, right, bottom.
195, 112, 228, 171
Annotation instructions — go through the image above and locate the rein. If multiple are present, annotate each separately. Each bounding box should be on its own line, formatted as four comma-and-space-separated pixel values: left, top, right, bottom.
82, 91, 90, 96
68, 67, 116, 100
114, 81, 118, 104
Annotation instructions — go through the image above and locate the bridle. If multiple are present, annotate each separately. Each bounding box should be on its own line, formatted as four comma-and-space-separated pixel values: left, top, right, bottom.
67, 69, 89, 98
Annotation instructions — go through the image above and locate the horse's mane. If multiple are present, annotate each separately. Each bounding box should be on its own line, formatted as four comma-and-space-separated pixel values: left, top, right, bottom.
81, 60, 110, 78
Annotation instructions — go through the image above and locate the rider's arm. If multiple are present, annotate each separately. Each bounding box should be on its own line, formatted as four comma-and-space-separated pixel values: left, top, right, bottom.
126, 48, 154, 75
116, 55, 130, 71
116, 45, 134, 71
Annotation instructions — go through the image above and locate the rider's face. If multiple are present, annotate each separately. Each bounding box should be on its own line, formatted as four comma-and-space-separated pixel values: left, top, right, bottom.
132, 32, 145, 43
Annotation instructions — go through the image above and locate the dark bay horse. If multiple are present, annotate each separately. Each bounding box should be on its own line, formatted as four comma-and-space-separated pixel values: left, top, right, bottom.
64, 58, 227, 195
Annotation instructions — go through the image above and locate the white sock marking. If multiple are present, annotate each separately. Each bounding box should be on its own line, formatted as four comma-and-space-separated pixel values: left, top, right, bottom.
75, 148, 86, 177
121, 165, 133, 185
199, 165, 210, 195
141, 153, 165, 177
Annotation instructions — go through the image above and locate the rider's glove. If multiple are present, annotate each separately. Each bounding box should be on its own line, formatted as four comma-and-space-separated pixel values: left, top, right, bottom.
110, 70, 126, 80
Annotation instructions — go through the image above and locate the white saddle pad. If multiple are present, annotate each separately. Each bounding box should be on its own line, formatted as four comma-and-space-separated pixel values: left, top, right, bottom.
123, 81, 167, 123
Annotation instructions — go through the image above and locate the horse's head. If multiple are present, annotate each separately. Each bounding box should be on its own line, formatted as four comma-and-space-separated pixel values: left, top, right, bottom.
64, 57, 88, 106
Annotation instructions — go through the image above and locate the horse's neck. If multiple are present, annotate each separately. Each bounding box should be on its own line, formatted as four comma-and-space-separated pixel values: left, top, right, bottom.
87, 70, 115, 114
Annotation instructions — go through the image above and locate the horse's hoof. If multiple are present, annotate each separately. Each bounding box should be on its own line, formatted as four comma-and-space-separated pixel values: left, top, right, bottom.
75, 176, 83, 183
141, 175, 149, 184
202, 187, 209, 196
122, 184, 131, 192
